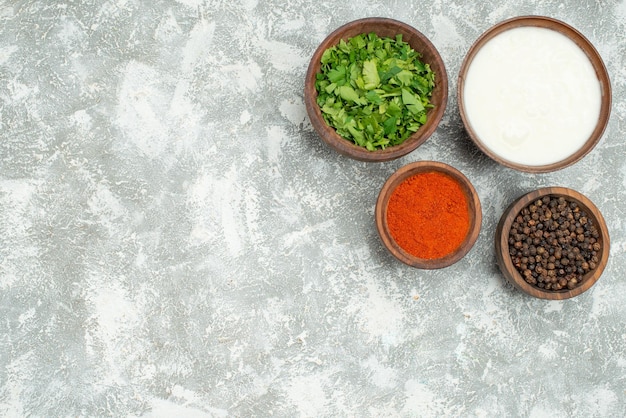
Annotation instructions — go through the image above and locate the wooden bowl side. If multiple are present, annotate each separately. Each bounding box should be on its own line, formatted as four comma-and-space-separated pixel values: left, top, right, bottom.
495, 187, 610, 299
304, 18, 448, 162
457, 16, 612, 173
376, 161, 482, 269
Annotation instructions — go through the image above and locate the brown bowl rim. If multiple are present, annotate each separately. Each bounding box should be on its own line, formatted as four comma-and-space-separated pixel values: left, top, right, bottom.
304, 17, 449, 162
375, 161, 482, 269
457, 15, 612, 173
495, 186, 610, 299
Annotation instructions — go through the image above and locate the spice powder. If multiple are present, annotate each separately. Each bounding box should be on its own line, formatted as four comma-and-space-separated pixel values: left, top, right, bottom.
386, 171, 471, 259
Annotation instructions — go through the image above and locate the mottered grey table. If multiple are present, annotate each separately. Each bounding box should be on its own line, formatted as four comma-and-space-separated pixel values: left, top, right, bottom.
1, 0, 625, 416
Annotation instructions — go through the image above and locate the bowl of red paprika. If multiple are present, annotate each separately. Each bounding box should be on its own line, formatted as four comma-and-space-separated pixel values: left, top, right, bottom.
375, 161, 482, 269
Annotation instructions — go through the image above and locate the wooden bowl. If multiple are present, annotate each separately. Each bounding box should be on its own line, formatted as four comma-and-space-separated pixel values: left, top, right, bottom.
457, 16, 612, 173
304, 18, 448, 162
375, 161, 482, 269
495, 187, 610, 299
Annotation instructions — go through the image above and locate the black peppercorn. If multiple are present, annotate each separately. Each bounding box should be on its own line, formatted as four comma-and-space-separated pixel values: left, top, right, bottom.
508, 195, 601, 292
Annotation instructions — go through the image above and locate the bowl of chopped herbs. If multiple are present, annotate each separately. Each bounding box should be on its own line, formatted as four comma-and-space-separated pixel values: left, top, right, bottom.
304, 18, 448, 162
495, 187, 610, 299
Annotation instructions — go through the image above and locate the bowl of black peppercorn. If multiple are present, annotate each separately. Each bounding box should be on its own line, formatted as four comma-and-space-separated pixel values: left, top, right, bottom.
495, 187, 610, 300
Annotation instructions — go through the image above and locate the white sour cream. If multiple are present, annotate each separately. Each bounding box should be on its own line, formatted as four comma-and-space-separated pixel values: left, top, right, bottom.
462, 26, 602, 166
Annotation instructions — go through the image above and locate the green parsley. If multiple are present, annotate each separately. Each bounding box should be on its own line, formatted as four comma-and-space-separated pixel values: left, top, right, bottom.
315, 33, 435, 151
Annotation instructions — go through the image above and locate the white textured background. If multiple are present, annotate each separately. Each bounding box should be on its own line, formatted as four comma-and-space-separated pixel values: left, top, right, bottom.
1, 0, 625, 416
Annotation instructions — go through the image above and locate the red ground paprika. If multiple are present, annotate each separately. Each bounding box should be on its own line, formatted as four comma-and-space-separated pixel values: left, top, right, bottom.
386, 171, 470, 259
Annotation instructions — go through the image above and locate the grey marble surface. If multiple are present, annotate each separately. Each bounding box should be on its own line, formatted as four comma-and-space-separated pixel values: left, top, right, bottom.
1, 0, 626, 417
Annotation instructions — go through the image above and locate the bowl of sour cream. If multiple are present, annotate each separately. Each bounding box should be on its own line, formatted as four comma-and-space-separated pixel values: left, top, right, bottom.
458, 16, 612, 173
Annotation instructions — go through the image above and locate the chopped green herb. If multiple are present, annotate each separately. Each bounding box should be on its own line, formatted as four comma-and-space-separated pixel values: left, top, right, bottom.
315, 32, 435, 151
